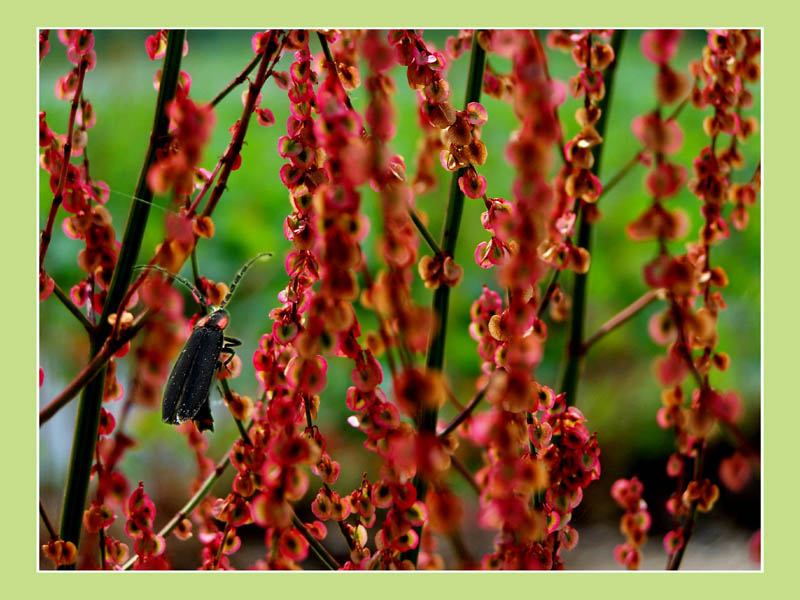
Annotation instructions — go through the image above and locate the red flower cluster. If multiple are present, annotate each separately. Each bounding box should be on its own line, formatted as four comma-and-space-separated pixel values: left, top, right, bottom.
640, 30, 690, 104
42, 538, 78, 568
456, 31, 601, 570
628, 29, 760, 566
611, 476, 651, 569
390, 30, 453, 197
627, 36, 689, 262
541, 30, 615, 274
125, 483, 168, 569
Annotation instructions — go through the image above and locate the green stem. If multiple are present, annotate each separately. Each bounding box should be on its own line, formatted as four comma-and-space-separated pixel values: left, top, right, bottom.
98, 527, 106, 569
558, 30, 625, 407
190, 247, 204, 300
404, 31, 486, 567
600, 151, 641, 200
213, 523, 231, 568
57, 30, 186, 568
408, 208, 442, 255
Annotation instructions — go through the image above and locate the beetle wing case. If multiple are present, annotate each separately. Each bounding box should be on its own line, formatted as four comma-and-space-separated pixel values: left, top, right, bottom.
162, 325, 224, 430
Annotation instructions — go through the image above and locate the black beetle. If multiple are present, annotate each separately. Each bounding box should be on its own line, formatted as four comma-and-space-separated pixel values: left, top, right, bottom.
136, 252, 271, 432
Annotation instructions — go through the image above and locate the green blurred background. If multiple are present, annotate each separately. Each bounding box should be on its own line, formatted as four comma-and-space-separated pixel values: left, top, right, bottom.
38, 29, 760, 569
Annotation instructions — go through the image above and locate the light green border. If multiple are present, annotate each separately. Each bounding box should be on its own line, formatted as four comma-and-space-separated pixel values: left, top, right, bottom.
15, 1, 788, 597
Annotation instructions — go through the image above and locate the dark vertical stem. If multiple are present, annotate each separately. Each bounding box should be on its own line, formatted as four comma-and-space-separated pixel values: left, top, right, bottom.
559, 30, 625, 406
57, 30, 186, 568
404, 31, 486, 567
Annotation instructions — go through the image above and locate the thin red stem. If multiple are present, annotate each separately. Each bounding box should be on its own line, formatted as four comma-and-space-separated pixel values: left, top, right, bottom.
200, 32, 286, 219
582, 288, 664, 352
39, 309, 150, 425
40, 58, 89, 272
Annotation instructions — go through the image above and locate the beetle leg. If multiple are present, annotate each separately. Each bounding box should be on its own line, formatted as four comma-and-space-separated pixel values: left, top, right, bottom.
223, 336, 242, 347
217, 346, 237, 374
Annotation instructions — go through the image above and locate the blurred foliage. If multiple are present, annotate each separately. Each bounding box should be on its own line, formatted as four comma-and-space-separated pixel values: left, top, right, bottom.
39, 29, 760, 566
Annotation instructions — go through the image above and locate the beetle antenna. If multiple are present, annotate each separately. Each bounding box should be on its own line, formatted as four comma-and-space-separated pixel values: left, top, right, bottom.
219, 252, 273, 310
134, 265, 209, 307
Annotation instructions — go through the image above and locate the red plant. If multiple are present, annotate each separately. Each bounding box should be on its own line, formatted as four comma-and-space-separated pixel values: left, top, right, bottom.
38, 28, 760, 571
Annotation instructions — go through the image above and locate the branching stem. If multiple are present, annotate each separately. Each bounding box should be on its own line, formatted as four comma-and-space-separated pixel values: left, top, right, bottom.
51, 280, 94, 334
39, 310, 150, 426
582, 288, 664, 352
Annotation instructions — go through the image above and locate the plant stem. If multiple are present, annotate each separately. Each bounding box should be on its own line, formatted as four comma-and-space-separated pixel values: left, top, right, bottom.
218, 378, 253, 445
405, 31, 486, 567
213, 523, 231, 568
449, 455, 481, 495
559, 30, 625, 407
291, 512, 341, 570
200, 32, 285, 219
57, 31, 186, 568
39, 501, 57, 540
210, 53, 263, 108
408, 207, 443, 255
600, 151, 641, 200
437, 386, 487, 439
582, 288, 664, 352
317, 32, 357, 116
599, 92, 690, 201
537, 267, 562, 319
98, 527, 106, 569
667, 441, 706, 570
51, 280, 94, 334
39, 58, 88, 272
39, 310, 150, 426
